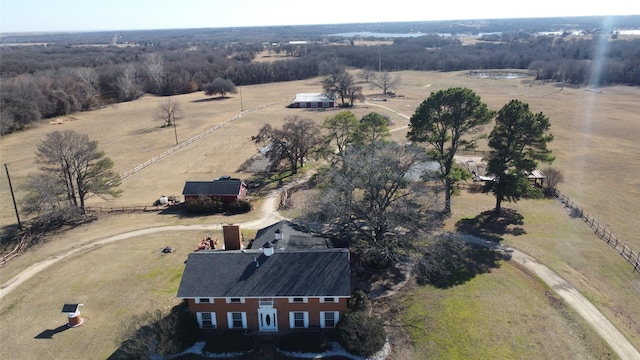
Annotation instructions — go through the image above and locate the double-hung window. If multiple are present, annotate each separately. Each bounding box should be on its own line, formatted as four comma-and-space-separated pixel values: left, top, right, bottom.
227, 312, 247, 329
320, 311, 339, 328
196, 312, 216, 329
289, 311, 309, 328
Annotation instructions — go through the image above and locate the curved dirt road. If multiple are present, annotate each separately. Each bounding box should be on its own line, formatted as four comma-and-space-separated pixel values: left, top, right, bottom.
467, 237, 640, 360
1, 181, 638, 359
0, 182, 287, 301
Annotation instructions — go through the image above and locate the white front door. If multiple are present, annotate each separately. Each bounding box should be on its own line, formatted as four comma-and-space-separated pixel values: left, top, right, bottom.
258, 308, 278, 331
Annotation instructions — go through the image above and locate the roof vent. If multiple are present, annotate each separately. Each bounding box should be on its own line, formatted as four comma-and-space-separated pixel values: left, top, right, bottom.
263, 241, 274, 257
254, 257, 259, 267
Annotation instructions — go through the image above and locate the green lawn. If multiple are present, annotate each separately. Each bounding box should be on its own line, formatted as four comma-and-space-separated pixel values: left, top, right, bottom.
401, 261, 614, 359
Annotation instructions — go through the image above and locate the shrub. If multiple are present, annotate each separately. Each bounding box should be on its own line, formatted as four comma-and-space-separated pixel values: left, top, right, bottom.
336, 311, 386, 357
277, 332, 331, 353
112, 305, 199, 359
204, 331, 255, 354
347, 289, 368, 312
185, 196, 223, 214
542, 166, 564, 196
226, 199, 252, 214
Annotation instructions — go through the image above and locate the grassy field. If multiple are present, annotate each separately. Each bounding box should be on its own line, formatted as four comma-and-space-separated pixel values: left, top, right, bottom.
1, 71, 639, 359
398, 262, 614, 359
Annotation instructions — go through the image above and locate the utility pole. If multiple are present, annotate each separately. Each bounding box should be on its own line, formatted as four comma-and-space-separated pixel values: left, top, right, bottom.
4, 163, 22, 230
240, 87, 244, 112
173, 117, 178, 144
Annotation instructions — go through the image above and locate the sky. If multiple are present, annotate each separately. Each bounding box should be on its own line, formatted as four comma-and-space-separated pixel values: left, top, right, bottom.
1, 0, 639, 34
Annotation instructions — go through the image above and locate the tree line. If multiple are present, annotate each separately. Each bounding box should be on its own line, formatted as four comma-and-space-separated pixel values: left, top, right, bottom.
2, 29, 639, 135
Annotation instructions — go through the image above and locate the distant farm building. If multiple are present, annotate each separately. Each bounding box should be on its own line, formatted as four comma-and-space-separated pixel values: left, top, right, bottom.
527, 169, 547, 186
293, 93, 335, 108
182, 176, 247, 206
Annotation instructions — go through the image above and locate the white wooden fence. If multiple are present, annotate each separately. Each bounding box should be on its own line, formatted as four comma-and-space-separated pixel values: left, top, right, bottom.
120, 97, 293, 180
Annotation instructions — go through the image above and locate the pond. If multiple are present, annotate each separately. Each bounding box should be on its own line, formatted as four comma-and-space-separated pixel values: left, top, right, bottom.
406, 161, 441, 181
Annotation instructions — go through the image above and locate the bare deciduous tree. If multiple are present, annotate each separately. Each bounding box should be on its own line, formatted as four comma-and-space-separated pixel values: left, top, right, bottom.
370, 71, 401, 96
75, 67, 100, 106
542, 166, 564, 195
358, 67, 376, 83
32, 130, 122, 215
144, 53, 165, 94
156, 98, 184, 127
304, 142, 442, 268
254, 116, 322, 174
116, 64, 141, 101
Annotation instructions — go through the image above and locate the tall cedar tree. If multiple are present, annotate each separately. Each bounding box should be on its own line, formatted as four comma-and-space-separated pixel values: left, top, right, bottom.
408, 88, 495, 213
35, 130, 122, 214
484, 99, 554, 213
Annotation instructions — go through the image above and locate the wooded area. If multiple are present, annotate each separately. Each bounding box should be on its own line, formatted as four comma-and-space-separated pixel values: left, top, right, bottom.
1, 16, 639, 135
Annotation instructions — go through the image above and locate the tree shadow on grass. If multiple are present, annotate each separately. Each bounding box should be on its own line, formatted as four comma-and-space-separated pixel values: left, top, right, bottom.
191, 96, 228, 103
454, 208, 526, 242
107, 304, 199, 360
431, 244, 510, 289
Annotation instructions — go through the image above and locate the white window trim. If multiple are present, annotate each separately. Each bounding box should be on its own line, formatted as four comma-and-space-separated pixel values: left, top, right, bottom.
195, 297, 214, 304
226, 297, 245, 304
320, 297, 336, 303
227, 312, 248, 329
288, 297, 308, 303
196, 312, 217, 329
320, 311, 339, 328
289, 311, 309, 329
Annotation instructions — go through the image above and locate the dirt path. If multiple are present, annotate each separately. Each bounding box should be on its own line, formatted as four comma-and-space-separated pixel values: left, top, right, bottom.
0, 174, 304, 301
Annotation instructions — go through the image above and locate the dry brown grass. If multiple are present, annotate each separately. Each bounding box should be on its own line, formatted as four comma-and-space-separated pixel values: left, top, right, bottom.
0, 230, 200, 359
1, 71, 639, 359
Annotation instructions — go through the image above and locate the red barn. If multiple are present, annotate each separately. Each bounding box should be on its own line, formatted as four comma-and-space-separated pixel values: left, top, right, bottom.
182, 176, 247, 206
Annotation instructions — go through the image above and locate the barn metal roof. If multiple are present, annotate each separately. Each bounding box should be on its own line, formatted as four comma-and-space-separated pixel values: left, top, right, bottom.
294, 93, 333, 102
182, 178, 244, 196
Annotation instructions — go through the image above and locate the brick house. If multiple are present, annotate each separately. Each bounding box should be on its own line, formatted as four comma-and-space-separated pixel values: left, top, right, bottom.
176, 247, 350, 332
181, 176, 247, 206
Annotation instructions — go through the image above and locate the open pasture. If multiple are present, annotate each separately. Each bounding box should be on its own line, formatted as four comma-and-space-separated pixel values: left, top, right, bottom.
2, 71, 638, 249
1, 70, 639, 358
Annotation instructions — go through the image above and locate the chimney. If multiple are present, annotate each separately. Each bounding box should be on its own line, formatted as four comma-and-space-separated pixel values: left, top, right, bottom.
223, 225, 242, 250
263, 241, 274, 257
274, 228, 283, 241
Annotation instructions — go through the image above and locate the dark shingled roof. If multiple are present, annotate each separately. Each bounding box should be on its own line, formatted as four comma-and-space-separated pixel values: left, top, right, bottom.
177, 249, 350, 298
250, 220, 329, 250
182, 178, 244, 196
